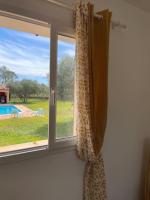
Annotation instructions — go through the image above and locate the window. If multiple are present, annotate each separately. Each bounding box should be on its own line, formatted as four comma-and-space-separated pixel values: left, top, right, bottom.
0, 12, 76, 158
56, 35, 75, 139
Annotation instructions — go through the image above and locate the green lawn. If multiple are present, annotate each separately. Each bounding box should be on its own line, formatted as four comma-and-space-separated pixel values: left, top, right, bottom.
0, 98, 73, 146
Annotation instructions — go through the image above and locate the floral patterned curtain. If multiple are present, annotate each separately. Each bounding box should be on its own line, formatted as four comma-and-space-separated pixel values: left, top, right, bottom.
74, 3, 111, 200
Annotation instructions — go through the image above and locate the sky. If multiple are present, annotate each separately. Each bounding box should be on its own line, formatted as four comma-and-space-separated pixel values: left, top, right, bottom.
0, 27, 75, 85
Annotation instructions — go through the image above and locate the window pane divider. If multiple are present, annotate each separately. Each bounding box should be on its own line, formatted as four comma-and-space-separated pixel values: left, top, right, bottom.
49, 24, 57, 150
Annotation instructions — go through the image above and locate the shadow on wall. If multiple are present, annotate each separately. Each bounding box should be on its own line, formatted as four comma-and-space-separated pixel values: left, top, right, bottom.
139, 138, 150, 200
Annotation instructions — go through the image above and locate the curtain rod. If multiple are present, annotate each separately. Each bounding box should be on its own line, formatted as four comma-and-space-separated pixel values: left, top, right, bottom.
44, 0, 104, 18
46, 0, 73, 10
44, 0, 127, 29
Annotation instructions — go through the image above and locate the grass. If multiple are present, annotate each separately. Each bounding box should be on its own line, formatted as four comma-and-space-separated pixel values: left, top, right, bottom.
0, 98, 74, 146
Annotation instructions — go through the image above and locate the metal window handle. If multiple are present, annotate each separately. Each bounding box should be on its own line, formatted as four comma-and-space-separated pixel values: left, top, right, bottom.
51, 89, 55, 106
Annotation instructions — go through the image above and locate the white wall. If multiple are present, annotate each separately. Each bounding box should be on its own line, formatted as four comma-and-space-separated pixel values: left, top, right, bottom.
0, 0, 150, 200
96, 1, 150, 200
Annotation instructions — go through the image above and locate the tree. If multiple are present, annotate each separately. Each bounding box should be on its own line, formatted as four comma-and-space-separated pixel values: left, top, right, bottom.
9, 80, 49, 102
38, 83, 49, 98
0, 66, 17, 85
10, 80, 39, 103
57, 56, 75, 101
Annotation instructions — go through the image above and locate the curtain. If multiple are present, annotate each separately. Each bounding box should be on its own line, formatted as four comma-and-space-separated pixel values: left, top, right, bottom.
74, 3, 111, 200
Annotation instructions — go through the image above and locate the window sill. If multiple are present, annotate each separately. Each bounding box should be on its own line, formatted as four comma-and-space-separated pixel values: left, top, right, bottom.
0, 137, 76, 165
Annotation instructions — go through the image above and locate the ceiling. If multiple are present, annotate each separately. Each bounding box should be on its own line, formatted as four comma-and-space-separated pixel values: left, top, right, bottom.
48, 0, 150, 13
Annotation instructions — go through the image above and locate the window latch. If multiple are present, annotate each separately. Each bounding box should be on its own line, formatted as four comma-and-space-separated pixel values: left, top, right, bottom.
50, 88, 55, 106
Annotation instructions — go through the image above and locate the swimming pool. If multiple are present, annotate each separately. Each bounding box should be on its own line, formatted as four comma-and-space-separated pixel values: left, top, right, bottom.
0, 105, 21, 115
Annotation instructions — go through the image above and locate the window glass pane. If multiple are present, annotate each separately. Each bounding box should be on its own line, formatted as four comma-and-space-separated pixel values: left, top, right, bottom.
56, 35, 75, 139
0, 16, 50, 154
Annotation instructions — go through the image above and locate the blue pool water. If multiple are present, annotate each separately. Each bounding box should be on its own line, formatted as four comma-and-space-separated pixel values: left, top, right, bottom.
0, 105, 21, 115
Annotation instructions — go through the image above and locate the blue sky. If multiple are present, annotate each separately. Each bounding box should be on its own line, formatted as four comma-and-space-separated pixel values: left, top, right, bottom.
0, 27, 75, 85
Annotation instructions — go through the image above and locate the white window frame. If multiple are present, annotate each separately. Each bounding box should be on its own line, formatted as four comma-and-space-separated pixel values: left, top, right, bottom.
49, 24, 77, 151
0, 11, 76, 164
